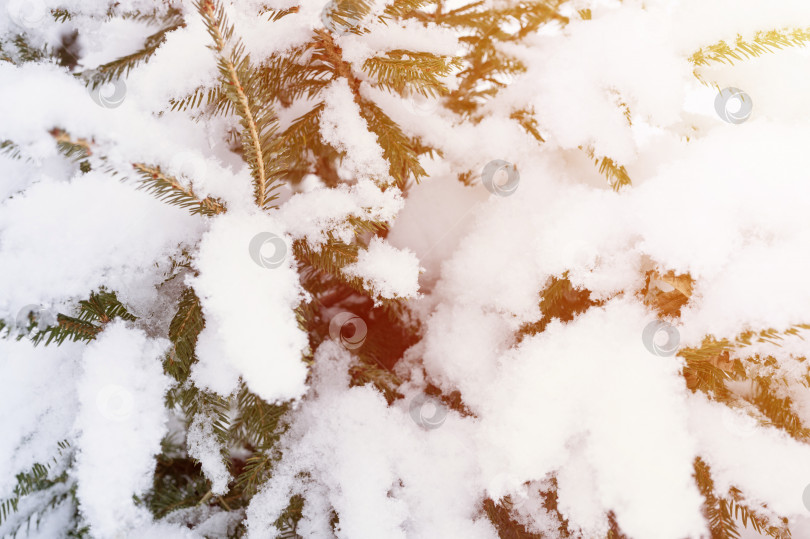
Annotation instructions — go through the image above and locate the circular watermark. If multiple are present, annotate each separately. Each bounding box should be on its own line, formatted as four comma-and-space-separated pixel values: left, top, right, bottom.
320, 0, 362, 35
89, 80, 127, 109
328, 312, 367, 350
7, 0, 48, 29
409, 394, 447, 430
168, 151, 208, 183
96, 384, 135, 422
802, 483, 810, 512
714, 87, 752, 124
641, 319, 680, 357
404, 93, 440, 117
248, 232, 287, 269
13, 304, 57, 332
720, 406, 759, 438
481, 160, 519, 197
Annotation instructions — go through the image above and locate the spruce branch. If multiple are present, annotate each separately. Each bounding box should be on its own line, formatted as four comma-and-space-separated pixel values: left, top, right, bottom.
83, 11, 185, 86
197, 0, 278, 209
165, 288, 206, 382
582, 147, 632, 192
133, 163, 226, 216
691, 28, 810, 68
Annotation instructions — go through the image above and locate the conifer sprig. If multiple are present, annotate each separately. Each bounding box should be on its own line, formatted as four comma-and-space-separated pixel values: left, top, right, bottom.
83, 10, 185, 87
133, 163, 227, 216
196, 0, 283, 209
691, 28, 810, 68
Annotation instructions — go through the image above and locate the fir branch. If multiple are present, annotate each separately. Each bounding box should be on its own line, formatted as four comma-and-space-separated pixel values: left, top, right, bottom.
321, 0, 376, 35
197, 0, 280, 209
582, 147, 632, 191
50, 128, 92, 162
694, 458, 740, 539
31, 314, 101, 346
6, 290, 136, 347
0, 140, 26, 161
358, 98, 428, 187
750, 377, 810, 441
12, 35, 47, 64
165, 288, 206, 382
84, 13, 185, 86
363, 50, 460, 97
230, 388, 289, 449
0, 442, 73, 532
133, 163, 227, 216
517, 275, 599, 341
292, 238, 369, 297
168, 86, 223, 114
146, 452, 209, 519
690, 28, 810, 68
383, 0, 431, 19
510, 109, 545, 143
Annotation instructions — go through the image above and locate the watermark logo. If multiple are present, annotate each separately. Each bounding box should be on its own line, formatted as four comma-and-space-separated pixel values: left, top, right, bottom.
329, 312, 367, 350
321, 0, 362, 35
89, 80, 127, 109
404, 92, 440, 117
803, 483, 810, 512
96, 384, 135, 422
409, 394, 447, 430
248, 232, 287, 269
481, 160, 519, 197
714, 87, 752, 124
13, 304, 56, 332
642, 319, 680, 357
7, 0, 48, 29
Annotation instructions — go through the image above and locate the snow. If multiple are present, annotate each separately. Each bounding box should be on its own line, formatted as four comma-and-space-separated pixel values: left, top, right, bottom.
319, 79, 392, 183
342, 236, 422, 300
73, 323, 173, 536
187, 414, 231, 495
5, 0, 810, 537
190, 211, 309, 403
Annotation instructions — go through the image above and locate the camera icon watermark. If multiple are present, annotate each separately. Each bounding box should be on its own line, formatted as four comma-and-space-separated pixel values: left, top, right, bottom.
404, 92, 440, 117
714, 87, 752, 124
481, 160, 519, 197
96, 384, 135, 422
89, 80, 127, 109
321, 0, 362, 35
328, 312, 367, 350
13, 304, 57, 333
409, 394, 447, 430
642, 319, 680, 357
248, 232, 288, 269
7, 0, 48, 29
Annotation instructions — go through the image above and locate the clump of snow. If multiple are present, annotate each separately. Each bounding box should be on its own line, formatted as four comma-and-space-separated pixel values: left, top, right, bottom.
187, 414, 231, 495
0, 339, 82, 498
190, 211, 309, 403
319, 79, 392, 183
278, 179, 404, 248
0, 170, 203, 311
73, 323, 173, 537
246, 341, 496, 539
342, 237, 422, 300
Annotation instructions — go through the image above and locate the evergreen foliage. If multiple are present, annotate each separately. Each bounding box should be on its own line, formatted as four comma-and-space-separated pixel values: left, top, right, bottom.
2, 1, 810, 537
